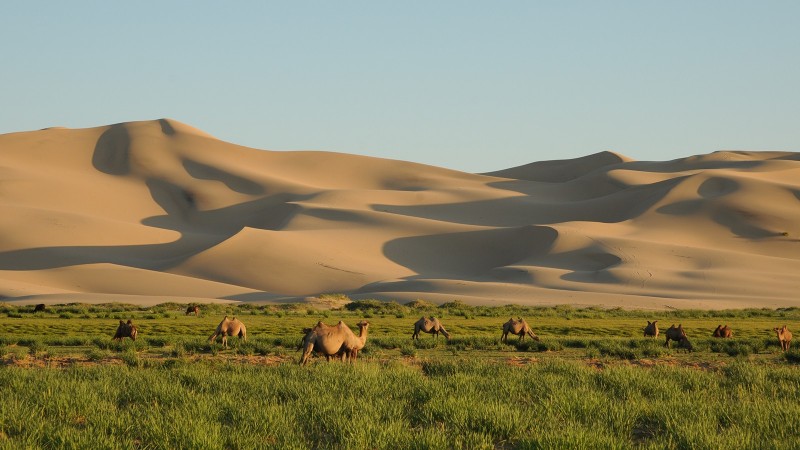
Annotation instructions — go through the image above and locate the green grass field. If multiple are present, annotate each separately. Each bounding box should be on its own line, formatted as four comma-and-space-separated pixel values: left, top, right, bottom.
1, 300, 798, 449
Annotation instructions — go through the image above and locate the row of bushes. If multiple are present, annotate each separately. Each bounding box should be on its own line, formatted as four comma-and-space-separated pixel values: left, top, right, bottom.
5, 298, 799, 320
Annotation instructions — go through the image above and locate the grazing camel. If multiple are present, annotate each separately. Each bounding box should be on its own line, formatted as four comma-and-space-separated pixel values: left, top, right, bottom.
33, 304, 46, 313
664, 324, 693, 351
412, 316, 450, 340
209, 316, 247, 348
712, 325, 733, 338
300, 320, 369, 366
501, 317, 539, 343
113, 320, 138, 341
773, 325, 792, 352
643, 320, 659, 338
185, 305, 200, 316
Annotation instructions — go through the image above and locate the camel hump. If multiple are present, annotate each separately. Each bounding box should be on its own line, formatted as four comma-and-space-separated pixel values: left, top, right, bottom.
119, 320, 124, 325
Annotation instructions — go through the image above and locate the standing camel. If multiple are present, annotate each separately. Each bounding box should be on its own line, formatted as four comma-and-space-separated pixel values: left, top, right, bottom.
209, 316, 247, 348
300, 320, 369, 365
664, 324, 693, 351
644, 321, 659, 338
773, 325, 792, 351
412, 316, 450, 340
501, 317, 539, 343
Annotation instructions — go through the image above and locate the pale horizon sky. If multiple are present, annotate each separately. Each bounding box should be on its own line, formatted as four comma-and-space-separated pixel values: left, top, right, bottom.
2, 2, 799, 173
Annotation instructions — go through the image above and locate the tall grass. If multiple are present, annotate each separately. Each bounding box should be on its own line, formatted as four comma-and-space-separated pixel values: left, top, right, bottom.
1, 360, 798, 449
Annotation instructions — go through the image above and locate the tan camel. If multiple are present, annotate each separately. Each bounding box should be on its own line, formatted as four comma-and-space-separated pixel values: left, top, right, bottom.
209, 316, 246, 348
185, 305, 200, 316
346, 321, 370, 362
712, 325, 733, 338
773, 325, 792, 351
300, 320, 369, 365
412, 316, 450, 340
501, 317, 539, 343
113, 319, 138, 341
643, 320, 659, 338
664, 324, 693, 351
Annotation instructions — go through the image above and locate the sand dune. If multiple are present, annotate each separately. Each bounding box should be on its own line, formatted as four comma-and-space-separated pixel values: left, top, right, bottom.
1, 119, 798, 309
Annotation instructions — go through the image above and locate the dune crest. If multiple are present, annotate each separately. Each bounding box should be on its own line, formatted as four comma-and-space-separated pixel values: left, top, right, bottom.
1, 120, 799, 309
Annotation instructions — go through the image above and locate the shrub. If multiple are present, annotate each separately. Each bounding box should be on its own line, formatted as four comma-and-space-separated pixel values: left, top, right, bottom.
785, 350, 800, 364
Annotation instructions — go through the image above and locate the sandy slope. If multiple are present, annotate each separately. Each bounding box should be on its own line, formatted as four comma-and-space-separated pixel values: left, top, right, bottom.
1, 119, 798, 309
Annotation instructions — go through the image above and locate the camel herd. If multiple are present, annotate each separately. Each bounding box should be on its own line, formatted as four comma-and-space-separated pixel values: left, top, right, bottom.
105, 311, 794, 363
643, 321, 793, 352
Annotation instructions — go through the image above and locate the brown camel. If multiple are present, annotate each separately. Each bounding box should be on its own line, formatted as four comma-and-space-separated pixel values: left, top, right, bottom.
300, 320, 369, 365
773, 325, 792, 352
664, 324, 693, 351
185, 305, 200, 316
209, 316, 247, 348
412, 316, 450, 340
113, 319, 138, 341
501, 317, 539, 343
712, 325, 733, 338
33, 304, 46, 313
643, 320, 659, 338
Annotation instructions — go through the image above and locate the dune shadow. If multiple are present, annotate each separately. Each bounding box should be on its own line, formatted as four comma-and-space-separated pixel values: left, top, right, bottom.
158, 119, 176, 136
182, 158, 265, 196
698, 177, 740, 199
376, 176, 683, 228
92, 123, 131, 175
380, 225, 558, 280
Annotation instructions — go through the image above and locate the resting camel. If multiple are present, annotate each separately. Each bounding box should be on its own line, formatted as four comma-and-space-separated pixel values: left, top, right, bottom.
209, 316, 247, 348
185, 305, 200, 316
664, 324, 693, 351
33, 304, 46, 313
712, 325, 733, 338
773, 325, 792, 352
113, 320, 138, 341
300, 320, 369, 365
412, 316, 450, 340
501, 317, 539, 343
643, 320, 659, 338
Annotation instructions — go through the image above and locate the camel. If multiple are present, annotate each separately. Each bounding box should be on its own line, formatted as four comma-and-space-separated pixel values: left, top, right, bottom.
501, 317, 539, 343
664, 324, 693, 351
209, 316, 246, 348
643, 320, 659, 338
300, 320, 369, 366
113, 319, 138, 341
712, 325, 733, 338
412, 316, 450, 340
33, 304, 46, 313
346, 320, 370, 362
185, 305, 200, 316
773, 325, 792, 352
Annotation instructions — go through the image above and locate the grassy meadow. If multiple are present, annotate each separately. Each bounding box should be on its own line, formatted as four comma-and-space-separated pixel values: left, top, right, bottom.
1, 300, 799, 449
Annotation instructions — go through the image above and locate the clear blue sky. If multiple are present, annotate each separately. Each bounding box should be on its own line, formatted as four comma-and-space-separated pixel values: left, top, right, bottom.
2, 2, 798, 173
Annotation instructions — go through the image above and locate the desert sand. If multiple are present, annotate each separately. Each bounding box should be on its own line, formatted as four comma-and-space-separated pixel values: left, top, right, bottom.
1, 119, 798, 310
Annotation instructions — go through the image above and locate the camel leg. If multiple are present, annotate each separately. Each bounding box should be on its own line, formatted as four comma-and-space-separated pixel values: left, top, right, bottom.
300, 345, 314, 366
